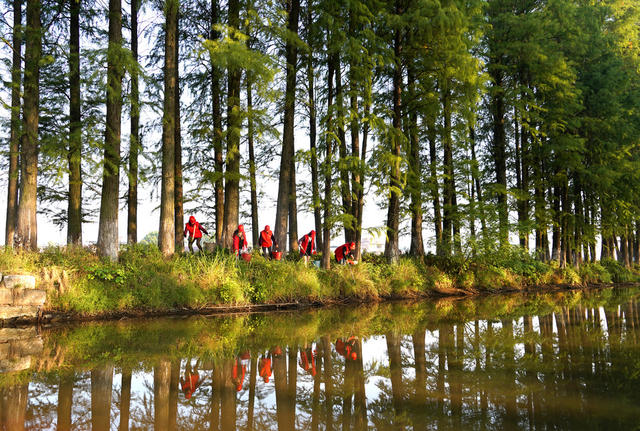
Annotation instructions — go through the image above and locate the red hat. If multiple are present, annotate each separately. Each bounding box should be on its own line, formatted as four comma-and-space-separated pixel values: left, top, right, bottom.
310, 230, 316, 237
238, 224, 245, 232
189, 216, 196, 224
265, 225, 270, 231
349, 242, 356, 248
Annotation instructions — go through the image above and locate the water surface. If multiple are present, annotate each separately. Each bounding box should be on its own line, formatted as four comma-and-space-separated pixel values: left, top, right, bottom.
1, 287, 639, 430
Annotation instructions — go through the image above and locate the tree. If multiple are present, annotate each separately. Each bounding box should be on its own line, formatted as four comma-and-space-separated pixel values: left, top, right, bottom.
97, 0, 124, 259
274, 0, 300, 252
5, 0, 22, 248
159, 0, 179, 257
67, 0, 82, 246
14, 0, 41, 251
127, 0, 140, 245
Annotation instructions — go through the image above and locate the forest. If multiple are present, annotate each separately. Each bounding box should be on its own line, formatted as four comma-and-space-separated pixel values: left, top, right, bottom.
2, 0, 640, 269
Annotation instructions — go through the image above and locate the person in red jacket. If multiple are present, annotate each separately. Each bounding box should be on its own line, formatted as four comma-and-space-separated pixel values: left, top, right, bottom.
259, 352, 272, 383
299, 230, 316, 265
184, 216, 209, 253
258, 225, 277, 258
232, 357, 246, 392
232, 225, 248, 256
335, 242, 356, 264
180, 359, 202, 400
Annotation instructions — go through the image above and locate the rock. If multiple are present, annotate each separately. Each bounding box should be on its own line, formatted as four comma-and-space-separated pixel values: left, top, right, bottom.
0, 288, 12, 305
0, 306, 39, 320
0, 342, 10, 358
0, 328, 37, 341
0, 356, 31, 373
12, 289, 47, 306
2, 275, 36, 290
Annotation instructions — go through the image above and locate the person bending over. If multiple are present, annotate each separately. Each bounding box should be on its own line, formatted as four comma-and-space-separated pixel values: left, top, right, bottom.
335, 242, 356, 264
184, 216, 208, 253
258, 225, 277, 258
298, 230, 316, 265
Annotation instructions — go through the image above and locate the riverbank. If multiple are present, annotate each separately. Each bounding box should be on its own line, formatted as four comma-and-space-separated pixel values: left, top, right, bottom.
1, 244, 639, 325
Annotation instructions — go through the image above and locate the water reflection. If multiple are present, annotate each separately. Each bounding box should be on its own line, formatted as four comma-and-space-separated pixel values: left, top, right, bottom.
1, 288, 639, 430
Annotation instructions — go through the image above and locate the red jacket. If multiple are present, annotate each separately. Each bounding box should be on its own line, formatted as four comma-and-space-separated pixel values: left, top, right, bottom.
299, 232, 316, 255
335, 244, 354, 261
233, 231, 248, 253
259, 229, 274, 248
184, 219, 208, 239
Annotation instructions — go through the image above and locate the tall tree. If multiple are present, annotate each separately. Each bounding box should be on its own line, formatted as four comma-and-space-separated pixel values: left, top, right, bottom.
384, 0, 404, 264
14, 0, 41, 251
174, 4, 184, 252
67, 0, 82, 246
97, 0, 124, 259
5, 0, 22, 248
274, 0, 300, 251
210, 0, 224, 244
159, 0, 179, 257
127, 0, 140, 245
221, 0, 242, 249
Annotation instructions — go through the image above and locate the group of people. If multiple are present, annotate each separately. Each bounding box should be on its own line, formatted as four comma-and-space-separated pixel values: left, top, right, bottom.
184, 217, 358, 264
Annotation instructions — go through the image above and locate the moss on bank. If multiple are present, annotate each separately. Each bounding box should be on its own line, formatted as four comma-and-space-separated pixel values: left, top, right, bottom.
0, 244, 639, 315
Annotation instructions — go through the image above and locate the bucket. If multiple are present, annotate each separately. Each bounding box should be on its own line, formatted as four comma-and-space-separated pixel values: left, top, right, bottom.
312, 260, 321, 268
241, 253, 252, 262
272, 251, 283, 261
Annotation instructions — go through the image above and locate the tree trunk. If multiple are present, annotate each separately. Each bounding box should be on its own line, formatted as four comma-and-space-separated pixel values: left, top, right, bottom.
335, 57, 353, 242
306, 9, 322, 250
14, 0, 41, 251
442, 88, 455, 255
384, 0, 403, 264
127, 0, 140, 245
154, 361, 171, 431
490, 68, 509, 247
67, 0, 82, 246
427, 118, 443, 255
159, 0, 178, 257
321, 57, 335, 270
97, 0, 123, 259
289, 158, 299, 252
470, 127, 487, 240
247, 77, 259, 247
174, 14, 183, 253
6, 0, 22, 248
221, 0, 242, 249
408, 67, 424, 257
210, 0, 224, 244
274, 0, 300, 252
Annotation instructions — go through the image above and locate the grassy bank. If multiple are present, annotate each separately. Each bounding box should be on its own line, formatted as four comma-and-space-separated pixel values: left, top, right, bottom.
1, 244, 639, 315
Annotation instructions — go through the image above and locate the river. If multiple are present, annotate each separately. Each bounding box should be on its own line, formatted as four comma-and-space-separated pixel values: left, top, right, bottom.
1, 287, 639, 430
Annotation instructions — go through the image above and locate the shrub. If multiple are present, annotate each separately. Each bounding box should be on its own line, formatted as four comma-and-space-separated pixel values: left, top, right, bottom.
579, 262, 612, 284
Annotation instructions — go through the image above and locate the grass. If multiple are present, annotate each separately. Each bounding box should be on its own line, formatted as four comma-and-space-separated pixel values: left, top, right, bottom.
0, 244, 638, 315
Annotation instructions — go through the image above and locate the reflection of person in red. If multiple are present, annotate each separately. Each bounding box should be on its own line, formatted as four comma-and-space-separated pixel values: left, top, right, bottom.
335, 337, 358, 361
259, 352, 272, 383
180, 359, 202, 400
232, 225, 249, 257
335, 242, 356, 265
298, 345, 317, 376
184, 216, 209, 253
232, 357, 247, 392
298, 230, 316, 265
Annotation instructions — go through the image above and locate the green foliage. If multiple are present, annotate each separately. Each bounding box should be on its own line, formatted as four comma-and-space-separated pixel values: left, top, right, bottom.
601, 259, 639, 283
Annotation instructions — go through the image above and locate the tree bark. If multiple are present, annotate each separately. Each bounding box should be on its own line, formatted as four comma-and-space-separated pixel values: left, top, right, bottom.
67, 0, 82, 246
442, 87, 456, 255
335, 57, 353, 242
384, 0, 403, 264
321, 57, 335, 269
154, 361, 171, 431
97, 0, 123, 259
57, 374, 73, 431
127, 0, 140, 245
221, 0, 241, 249
247, 76, 259, 247
427, 118, 443, 255
490, 68, 509, 247
174, 8, 184, 252
5, 0, 22, 248
210, 0, 224, 244
159, 0, 178, 257
408, 66, 424, 256
306, 8, 322, 250
119, 367, 132, 431
15, 0, 41, 251
274, 0, 300, 252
